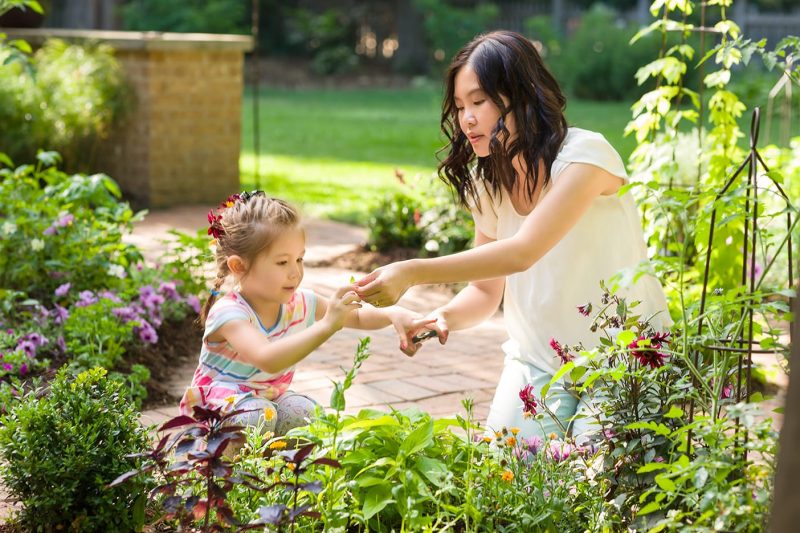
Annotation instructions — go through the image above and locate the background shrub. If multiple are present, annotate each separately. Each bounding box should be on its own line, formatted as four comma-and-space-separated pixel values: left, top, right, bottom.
0, 367, 150, 531
0, 39, 129, 171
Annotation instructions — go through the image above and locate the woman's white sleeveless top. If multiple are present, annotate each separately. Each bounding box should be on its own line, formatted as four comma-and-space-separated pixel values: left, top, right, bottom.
470, 128, 671, 373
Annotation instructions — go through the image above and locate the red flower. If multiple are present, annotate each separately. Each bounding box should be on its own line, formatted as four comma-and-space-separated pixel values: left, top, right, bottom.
207, 209, 225, 238
549, 337, 574, 365
519, 384, 538, 417
577, 303, 592, 317
628, 331, 671, 369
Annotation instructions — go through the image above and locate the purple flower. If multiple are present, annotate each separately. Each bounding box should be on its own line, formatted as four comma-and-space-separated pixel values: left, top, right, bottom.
24, 332, 48, 347
2, 363, 12, 371
98, 291, 122, 303
135, 320, 158, 344
54, 282, 71, 298
57, 336, 66, 353
158, 281, 179, 301
17, 340, 37, 358
523, 435, 544, 454
43, 213, 74, 235
51, 305, 70, 325
186, 295, 201, 314
19, 363, 28, 375
57, 213, 74, 227
75, 290, 98, 308
547, 440, 575, 462
112, 306, 140, 324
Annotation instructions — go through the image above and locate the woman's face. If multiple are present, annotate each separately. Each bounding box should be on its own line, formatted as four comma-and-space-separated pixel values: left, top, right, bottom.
453, 65, 516, 157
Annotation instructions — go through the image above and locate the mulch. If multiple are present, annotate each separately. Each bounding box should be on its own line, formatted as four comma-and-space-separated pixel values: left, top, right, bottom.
126, 314, 203, 410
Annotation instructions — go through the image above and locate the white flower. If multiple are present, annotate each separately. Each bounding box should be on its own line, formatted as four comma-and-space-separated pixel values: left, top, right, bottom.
108, 264, 126, 278
2, 222, 16, 235
424, 239, 440, 253
31, 238, 44, 251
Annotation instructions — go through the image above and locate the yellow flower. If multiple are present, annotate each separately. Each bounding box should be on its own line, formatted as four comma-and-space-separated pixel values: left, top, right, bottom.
494, 431, 503, 440
510, 427, 520, 436
501, 470, 514, 483
263, 407, 276, 421
224, 396, 236, 405
549, 432, 558, 440
482, 436, 492, 443
269, 440, 288, 450
286, 463, 296, 471
505, 437, 517, 447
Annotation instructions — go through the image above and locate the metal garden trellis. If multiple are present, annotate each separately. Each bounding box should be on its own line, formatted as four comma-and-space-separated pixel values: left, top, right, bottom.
689, 106, 795, 454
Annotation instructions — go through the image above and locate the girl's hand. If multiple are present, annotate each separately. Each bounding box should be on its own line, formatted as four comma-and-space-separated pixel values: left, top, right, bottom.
355, 261, 413, 307
322, 285, 362, 332
400, 309, 450, 357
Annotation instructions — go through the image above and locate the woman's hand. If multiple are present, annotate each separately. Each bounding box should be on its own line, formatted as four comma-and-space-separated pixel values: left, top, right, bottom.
384, 307, 439, 356
321, 285, 362, 332
399, 309, 450, 357
355, 261, 414, 307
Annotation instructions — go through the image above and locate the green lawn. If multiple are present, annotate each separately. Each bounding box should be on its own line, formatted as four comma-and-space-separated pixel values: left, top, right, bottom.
239, 86, 635, 224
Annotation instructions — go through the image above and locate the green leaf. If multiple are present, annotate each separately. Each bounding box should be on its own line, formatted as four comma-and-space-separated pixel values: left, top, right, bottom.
342, 415, 400, 431
638, 501, 662, 515
399, 418, 433, 456
664, 405, 684, 418
616, 330, 636, 347
415, 456, 448, 487
655, 474, 676, 492
693, 467, 708, 489
637, 463, 669, 473
0, 152, 13, 168
362, 483, 393, 519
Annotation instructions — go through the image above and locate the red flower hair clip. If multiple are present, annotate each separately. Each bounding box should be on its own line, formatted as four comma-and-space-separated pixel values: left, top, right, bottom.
207, 209, 225, 239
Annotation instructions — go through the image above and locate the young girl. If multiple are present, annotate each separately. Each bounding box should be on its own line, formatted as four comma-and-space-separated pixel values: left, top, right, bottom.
180, 192, 430, 436
356, 31, 671, 443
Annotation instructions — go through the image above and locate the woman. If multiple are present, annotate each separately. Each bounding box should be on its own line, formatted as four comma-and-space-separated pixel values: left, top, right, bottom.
356, 31, 670, 441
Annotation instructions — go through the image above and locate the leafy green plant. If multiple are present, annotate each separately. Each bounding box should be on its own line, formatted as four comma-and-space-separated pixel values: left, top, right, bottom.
413, 0, 499, 71
0, 38, 129, 171
0, 367, 151, 531
285, 8, 360, 75
120, 0, 248, 35
0, 152, 144, 304
366, 176, 473, 256
111, 402, 332, 531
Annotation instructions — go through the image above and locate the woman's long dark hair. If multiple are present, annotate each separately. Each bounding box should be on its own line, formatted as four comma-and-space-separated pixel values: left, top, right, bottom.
439, 30, 568, 209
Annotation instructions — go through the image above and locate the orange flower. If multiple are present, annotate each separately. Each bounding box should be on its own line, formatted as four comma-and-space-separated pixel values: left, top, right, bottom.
505, 437, 517, 447
286, 463, 296, 471
501, 470, 514, 482
269, 440, 287, 450
548, 432, 558, 440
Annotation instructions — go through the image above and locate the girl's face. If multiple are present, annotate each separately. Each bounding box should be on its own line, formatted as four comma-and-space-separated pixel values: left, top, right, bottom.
454, 65, 516, 157
239, 226, 306, 304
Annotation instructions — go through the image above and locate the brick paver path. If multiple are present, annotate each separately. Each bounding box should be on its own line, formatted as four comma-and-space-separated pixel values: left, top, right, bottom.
132, 206, 507, 429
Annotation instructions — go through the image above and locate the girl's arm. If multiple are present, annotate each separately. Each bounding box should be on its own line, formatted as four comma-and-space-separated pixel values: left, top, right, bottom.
356, 163, 622, 304
317, 289, 436, 351
216, 287, 360, 374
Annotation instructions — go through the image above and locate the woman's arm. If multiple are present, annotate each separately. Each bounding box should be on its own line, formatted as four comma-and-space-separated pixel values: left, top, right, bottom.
356, 164, 622, 304
394, 229, 504, 357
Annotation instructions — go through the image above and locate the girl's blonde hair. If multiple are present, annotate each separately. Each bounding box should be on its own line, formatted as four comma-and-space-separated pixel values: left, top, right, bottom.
199, 193, 301, 326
